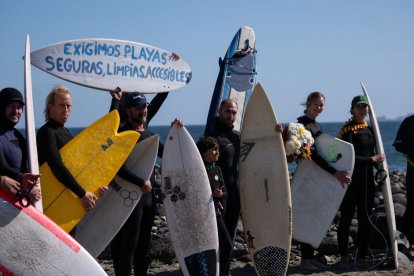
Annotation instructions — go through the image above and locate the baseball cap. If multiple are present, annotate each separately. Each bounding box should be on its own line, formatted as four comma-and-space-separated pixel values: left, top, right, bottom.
125, 92, 149, 107
351, 95, 369, 108
0, 87, 25, 106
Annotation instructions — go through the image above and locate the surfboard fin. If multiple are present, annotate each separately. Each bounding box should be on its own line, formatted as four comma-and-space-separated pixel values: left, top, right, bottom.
397, 251, 411, 266
395, 230, 410, 248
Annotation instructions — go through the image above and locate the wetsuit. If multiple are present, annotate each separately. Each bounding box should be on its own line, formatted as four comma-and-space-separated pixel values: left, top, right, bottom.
206, 117, 241, 244
0, 127, 27, 180
205, 163, 233, 276
110, 92, 167, 276
297, 115, 338, 259
37, 119, 85, 198
337, 121, 376, 258
394, 115, 414, 245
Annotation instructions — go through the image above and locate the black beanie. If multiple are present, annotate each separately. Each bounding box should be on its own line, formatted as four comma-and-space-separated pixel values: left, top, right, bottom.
0, 87, 25, 106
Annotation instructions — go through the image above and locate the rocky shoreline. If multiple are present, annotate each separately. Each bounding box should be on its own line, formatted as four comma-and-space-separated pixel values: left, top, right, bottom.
97, 170, 414, 275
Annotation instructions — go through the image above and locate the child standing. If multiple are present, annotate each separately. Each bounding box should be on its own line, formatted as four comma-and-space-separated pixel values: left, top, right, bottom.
197, 136, 233, 276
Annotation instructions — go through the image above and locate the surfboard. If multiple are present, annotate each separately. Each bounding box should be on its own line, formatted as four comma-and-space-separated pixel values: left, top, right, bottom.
75, 135, 159, 258
162, 125, 219, 276
291, 134, 355, 248
0, 190, 106, 275
239, 83, 292, 276
204, 26, 257, 135
361, 82, 399, 268
40, 110, 139, 233
30, 38, 192, 93
24, 34, 43, 211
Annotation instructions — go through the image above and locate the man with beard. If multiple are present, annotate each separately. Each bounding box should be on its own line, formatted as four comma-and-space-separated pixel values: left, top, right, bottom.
109, 89, 182, 276
0, 87, 40, 203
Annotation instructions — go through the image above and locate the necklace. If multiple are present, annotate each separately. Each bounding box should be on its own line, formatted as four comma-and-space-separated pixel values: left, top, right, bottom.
338, 117, 368, 139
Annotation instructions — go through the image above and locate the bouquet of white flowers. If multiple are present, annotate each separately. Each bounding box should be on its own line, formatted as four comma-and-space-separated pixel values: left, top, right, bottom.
282, 122, 314, 161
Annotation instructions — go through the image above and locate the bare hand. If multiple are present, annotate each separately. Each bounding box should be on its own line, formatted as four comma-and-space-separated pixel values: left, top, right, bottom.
98, 186, 108, 197
30, 185, 42, 201
334, 170, 352, 185
110, 87, 122, 101
213, 187, 224, 198
372, 154, 385, 163
170, 53, 180, 61
171, 118, 184, 128
275, 124, 283, 133
141, 180, 152, 194
19, 173, 40, 190
0, 176, 20, 195
81, 192, 97, 211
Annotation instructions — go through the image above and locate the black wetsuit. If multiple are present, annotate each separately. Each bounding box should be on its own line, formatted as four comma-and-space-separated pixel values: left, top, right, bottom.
0, 127, 27, 180
394, 115, 414, 245
110, 92, 167, 276
37, 119, 85, 198
297, 115, 338, 259
337, 121, 376, 258
205, 163, 233, 276
206, 117, 241, 244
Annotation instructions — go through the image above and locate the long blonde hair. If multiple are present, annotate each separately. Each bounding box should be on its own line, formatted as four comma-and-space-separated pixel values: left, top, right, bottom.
44, 85, 71, 121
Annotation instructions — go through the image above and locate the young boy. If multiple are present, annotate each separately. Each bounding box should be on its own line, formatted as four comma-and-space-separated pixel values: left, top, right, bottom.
197, 136, 233, 276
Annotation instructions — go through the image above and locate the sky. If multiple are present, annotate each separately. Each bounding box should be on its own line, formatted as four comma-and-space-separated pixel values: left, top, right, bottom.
1, 1, 413, 128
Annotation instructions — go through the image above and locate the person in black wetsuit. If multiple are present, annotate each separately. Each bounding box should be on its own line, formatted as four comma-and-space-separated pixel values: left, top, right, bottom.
0, 87, 40, 203
394, 114, 414, 259
109, 86, 183, 276
296, 92, 351, 271
37, 85, 101, 227
197, 136, 233, 276
205, 99, 240, 261
337, 95, 384, 267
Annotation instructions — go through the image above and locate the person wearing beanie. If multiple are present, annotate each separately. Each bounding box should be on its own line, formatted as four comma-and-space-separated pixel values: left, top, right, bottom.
197, 136, 233, 276
0, 87, 40, 202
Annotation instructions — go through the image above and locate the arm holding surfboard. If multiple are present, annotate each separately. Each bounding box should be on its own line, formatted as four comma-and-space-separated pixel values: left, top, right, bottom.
37, 85, 97, 211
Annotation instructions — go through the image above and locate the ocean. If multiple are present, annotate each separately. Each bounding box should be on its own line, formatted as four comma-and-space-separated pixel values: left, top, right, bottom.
68, 120, 408, 172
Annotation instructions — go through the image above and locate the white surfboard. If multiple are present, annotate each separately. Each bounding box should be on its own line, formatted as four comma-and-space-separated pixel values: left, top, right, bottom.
361, 82, 399, 268
31, 38, 192, 93
162, 125, 219, 276
0, 190, 106, 275
24, 34, 42, 211
291, 134, 354, 248
239, 83, 292, 276
205, 26, 257, 135
75, 135, 159, 258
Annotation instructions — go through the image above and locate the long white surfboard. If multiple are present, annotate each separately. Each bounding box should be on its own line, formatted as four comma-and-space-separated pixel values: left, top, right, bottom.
239, 83, 292, 276
0, 190, 106, 275
75, 135, 159, 258
361, 82, 399, 268
291, 134, 354, 248
24, 34, 42, 211
205, 26, 257, 134
31, 38, 192, 93
162, 125, 219, 276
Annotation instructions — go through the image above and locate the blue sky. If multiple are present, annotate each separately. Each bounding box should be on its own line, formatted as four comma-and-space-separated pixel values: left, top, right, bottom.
1, 1, 413, 128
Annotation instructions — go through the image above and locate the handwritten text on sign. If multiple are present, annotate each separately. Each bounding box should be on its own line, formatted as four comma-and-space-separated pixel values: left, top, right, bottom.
43, 42, 191, 84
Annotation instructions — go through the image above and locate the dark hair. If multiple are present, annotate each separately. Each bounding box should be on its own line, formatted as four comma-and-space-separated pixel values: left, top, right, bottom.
219, 98, 238, 110
196, 136, 219, 155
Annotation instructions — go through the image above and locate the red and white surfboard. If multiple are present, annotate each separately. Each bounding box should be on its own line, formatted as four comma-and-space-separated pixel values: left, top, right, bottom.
0, 190, 106, 275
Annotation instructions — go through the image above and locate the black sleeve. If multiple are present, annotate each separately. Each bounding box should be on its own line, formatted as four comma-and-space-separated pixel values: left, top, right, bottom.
37, 128, 86, 198
394, 117, 414, 160
147, 92, 169, 124
116, 165, 145, 187
311, 147, 337, 175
